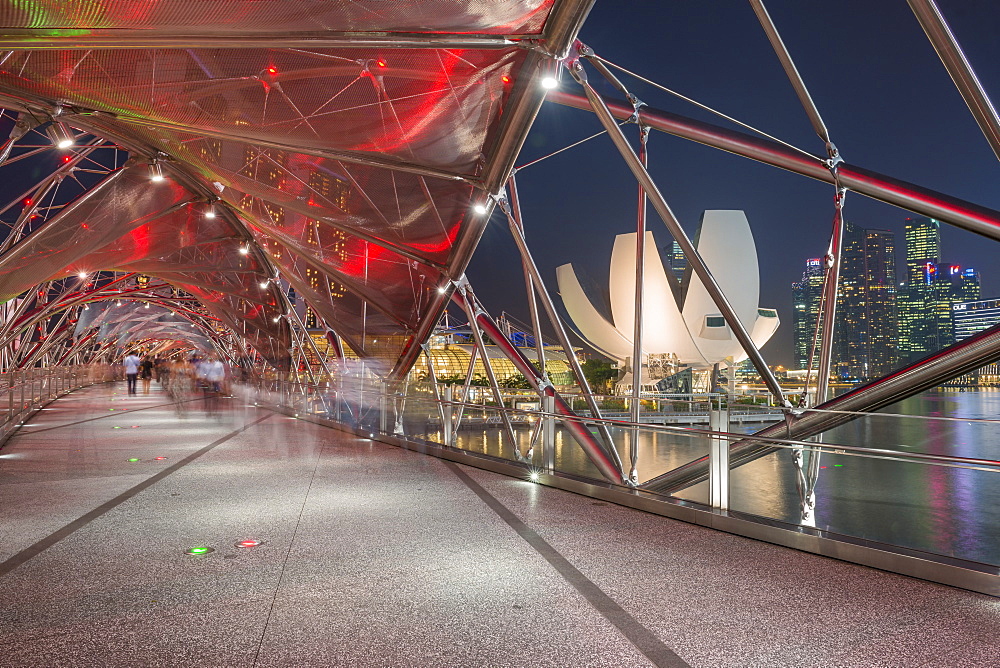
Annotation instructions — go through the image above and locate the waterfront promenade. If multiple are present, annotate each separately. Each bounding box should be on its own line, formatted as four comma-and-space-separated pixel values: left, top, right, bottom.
0, 383, 998, 667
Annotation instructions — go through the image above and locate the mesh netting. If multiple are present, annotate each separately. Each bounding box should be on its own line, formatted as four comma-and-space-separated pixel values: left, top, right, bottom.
0, 0, 553, 34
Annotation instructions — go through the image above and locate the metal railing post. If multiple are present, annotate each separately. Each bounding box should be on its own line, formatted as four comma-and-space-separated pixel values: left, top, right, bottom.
709, 405, 730, 511
542, 393, 556, 472
443, 384, 454, 447
379, 381, 389, 434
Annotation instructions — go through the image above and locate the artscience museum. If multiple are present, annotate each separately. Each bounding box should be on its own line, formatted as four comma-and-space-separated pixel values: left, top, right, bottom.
557, 210, 779, 389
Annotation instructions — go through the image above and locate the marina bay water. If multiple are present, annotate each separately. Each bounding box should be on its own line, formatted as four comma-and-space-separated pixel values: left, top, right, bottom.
409, 390, 1000, 566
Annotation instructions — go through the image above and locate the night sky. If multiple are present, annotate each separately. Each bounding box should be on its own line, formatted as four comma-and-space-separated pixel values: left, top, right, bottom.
465, 0, 1000, 368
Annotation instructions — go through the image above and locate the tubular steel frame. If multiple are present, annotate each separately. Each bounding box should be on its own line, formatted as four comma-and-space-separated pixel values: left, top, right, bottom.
0, 0, 997, 591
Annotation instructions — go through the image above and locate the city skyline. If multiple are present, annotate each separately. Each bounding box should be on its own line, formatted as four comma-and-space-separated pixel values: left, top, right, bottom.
466, 1, 1000, 370
792, 216, 988, 378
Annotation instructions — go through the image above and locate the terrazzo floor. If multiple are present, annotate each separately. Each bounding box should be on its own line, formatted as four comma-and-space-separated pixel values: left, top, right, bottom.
0, 382, 997, 667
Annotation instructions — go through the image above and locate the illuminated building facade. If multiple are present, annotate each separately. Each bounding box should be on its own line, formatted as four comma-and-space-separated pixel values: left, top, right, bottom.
834, 222, 898, 379
898, 217, 981, 361
896, 217, 982, 360
792, 258, 824, 370
665, 240, 687, 282
953, 298, 1000, 342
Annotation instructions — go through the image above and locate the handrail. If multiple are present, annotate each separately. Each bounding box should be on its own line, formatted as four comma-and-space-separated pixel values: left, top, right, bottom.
260, 377, 1000, 475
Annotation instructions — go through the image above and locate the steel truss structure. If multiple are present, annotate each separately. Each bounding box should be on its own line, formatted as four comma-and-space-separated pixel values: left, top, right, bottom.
0, 1, 998, 536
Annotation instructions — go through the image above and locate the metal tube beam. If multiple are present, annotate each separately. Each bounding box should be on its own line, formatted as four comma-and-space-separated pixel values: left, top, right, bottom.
815, 193, 845, 404
454, 286, 523, 459
0, 32, 517, 51
452, 344, 479, 433
0, 160, 135, 275
908, 0, 1000, 162
568, 62, 788, 406
629, 127, 649, 483
95, 114, 467, 184
643, 318, 1000, 494
422, 344, 450, 441
748, 0, 833, 148
452, 289, 626, 484
506, 176, 547, 377
499, 196, 623, 469
548, 91, 1000, 243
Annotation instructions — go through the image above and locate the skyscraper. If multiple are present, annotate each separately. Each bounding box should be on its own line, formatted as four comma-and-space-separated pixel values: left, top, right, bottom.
897, 217, 981, 360
898, 218, 940, 357
834, 222, 898, 379
904, 217, 940, 283
792, 258, 824, 370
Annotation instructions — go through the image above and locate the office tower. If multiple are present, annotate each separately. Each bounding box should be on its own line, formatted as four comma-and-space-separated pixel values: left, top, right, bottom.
953, 298, 1000, 341
834, 222, 898, 379
959, 267, 981, 301
900, 260, 980, 359
792, 258, 824, 370
904, 217, 940, 283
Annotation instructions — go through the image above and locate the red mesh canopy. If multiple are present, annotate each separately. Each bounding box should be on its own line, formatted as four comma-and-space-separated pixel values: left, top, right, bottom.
0, 0, 592, 375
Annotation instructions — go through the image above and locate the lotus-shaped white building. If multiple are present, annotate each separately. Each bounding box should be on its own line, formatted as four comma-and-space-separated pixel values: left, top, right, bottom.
556, 210, 779, 379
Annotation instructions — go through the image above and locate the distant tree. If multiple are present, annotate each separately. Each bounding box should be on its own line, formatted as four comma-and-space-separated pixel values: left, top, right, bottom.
498, 373, 532, 389
436, 373, 489, 386
582, 358, 618, 393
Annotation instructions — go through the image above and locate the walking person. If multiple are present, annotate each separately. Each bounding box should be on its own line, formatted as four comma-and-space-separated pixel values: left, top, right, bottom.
140, 356, 154, 395
123, 352, 140, 395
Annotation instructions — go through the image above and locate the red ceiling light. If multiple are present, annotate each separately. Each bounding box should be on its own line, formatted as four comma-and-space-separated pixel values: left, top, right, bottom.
501, 75, 511, 84
23, 198, 32, 206
375, 59, 387, 68
266, 66, 278, 75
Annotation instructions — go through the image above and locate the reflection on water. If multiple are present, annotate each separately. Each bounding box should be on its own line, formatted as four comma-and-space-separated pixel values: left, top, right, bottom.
398, 391, 1000, 566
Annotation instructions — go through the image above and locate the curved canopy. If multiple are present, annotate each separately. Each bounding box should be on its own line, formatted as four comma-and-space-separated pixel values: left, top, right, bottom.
0, 0, 593, 375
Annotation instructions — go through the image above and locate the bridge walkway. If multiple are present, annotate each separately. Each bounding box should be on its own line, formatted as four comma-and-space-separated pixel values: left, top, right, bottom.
0, 383, 996, 667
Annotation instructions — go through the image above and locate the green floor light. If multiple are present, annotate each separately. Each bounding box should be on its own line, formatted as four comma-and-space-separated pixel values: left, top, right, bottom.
185, 546, 214, 556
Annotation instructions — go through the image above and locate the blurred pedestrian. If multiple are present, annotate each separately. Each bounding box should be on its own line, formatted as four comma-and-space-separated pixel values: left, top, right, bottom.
140, 355, 154, 394
123, 352, 140, 395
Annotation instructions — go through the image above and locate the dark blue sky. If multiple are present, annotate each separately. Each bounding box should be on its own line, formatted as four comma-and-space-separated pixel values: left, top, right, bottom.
466, 0, 1000, 367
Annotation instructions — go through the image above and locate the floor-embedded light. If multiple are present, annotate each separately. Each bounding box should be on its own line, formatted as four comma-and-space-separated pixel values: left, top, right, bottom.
46, 121, 75, 149
235, 539, 262, 548
154, 456, 167, 461
148, 161, 164, 182
126, 457, 139, 462
541, 76, 558, 89
185, 546, 214, 556
529, 471, 540, 482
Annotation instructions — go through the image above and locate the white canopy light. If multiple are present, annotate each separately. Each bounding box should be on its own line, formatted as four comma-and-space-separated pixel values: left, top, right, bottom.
45, 121, 74, 149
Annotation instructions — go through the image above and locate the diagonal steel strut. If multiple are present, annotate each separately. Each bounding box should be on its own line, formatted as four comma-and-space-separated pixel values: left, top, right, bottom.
643, 320, 1000, 495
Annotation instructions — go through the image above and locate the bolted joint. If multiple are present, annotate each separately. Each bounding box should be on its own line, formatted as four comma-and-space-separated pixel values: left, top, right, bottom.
567, 58, 588, 83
